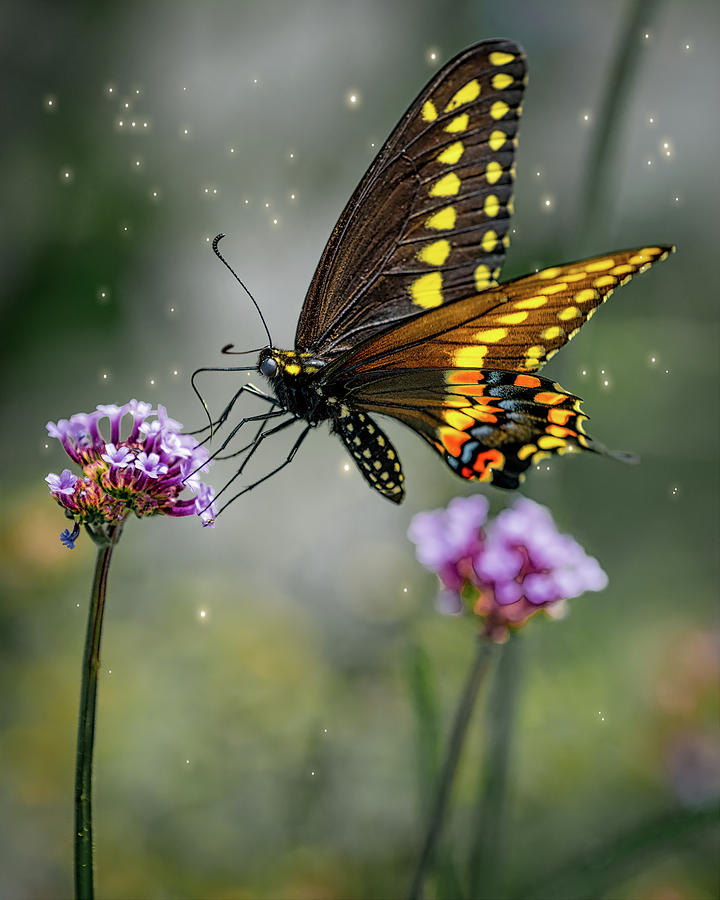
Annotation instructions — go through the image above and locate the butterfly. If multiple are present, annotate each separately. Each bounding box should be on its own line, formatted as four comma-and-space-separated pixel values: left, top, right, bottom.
204, 39, 672, 511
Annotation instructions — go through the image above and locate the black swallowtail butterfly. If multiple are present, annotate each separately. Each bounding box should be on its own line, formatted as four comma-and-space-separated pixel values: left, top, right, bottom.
199, 39, 672, 512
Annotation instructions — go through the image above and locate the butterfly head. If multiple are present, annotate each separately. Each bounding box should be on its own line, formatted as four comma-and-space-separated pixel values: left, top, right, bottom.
257, 348, 327, 380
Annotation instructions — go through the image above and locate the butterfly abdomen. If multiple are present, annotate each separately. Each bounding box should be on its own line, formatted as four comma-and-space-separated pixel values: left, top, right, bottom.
334, 410, 405, 503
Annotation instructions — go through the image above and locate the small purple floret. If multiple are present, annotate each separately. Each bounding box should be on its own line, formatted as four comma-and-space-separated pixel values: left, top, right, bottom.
101, 443, 134, 468
46, 469, 78, 496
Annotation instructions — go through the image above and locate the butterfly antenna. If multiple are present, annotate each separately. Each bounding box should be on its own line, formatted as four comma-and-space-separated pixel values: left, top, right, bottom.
190, 363, 259, 439
213, 233, 273, 347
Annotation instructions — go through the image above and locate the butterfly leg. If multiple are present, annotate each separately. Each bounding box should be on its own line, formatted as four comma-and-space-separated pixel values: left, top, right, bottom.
208, 416, 299, 511
214, 424, 313, 514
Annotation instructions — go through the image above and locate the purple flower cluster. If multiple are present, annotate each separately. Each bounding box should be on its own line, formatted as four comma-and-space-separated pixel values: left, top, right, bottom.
408, 496, 607, 638
45, 400, 216, 547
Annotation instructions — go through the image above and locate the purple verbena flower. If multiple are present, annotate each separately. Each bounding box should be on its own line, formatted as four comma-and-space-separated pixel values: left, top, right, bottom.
409, 495, 607, 640
45, 399, 215, 547
407, 495, 488, 590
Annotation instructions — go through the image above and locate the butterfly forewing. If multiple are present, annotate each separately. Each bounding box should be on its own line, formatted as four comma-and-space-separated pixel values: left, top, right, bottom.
295, 40, 527, 357
324, 247, 672, 379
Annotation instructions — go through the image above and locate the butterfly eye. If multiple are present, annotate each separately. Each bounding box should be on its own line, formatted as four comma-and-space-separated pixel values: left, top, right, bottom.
260, 357, 278, 378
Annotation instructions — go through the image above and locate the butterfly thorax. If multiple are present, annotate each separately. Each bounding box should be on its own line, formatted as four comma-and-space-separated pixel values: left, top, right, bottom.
258, 348, 337, 424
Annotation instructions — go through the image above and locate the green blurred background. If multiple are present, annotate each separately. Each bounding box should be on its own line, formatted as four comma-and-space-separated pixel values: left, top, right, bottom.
1, 1, 718, 898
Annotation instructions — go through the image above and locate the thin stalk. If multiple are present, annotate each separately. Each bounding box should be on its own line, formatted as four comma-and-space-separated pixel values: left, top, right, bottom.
74, 524, 121, 900
467, 632, 523, 899
581, 0, 660, 236
408, 636, 494, 900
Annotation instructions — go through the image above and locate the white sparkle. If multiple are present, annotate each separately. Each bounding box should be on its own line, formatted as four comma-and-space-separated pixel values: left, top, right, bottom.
343, 463, 350, 472
345, 88, 362, 109
540, 194, 555, 212
200, 609, 206, 618
425, 47, 440, 65
149, 379, 155, 385
169, 306, 175, 313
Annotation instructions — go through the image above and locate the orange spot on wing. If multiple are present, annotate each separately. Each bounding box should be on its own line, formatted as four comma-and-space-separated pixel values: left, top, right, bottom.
534, 391, 565, 405
548, 408, 574, 425
514, 374, 541, 388
439, 427, 470, 458
472, 449, 505, 481
446, 370, 485, 385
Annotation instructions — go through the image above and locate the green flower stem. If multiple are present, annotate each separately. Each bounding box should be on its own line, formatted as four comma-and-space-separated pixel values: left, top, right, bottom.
581, 0, 660, 235
408, 635, 495, 900
467, 631, 523, 899
74, 524, 121, 900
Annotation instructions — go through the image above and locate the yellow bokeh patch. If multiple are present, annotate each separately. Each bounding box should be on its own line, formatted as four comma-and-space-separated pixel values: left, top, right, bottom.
489, 51, 515, 65
430, 172, 461, 196
445, 113, 469, 133
426, 206, 456, 230
490, 100, 510, 120
488, 129, 507, 151
409, 271, 443, 308
492, 72, 514, 90
484, 194, 500, 217
418, 239, 451, 266
436, 141, 464, 164
481, 230, 498, 252
445, 79, 480, 112
421, 100, 437, 122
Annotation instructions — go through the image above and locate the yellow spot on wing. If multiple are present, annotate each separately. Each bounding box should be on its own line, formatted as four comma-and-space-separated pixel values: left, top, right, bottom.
585, 257, 615, 272
409, 271, 443, 308
515, 294, 547, 309
474, 327, 507, 342
517, 444, 536, 460
445, 113, 469, 133
481, 230, 498, 252
426, 206, 456, 230
430, 172, 461, 196
454, 346, 488, 367
485, 160, 502, 184
484, 194, 500, 217
474, 264, 492, 290
575, 288, 597, 303
538, 267, 561, 279
593, 275, 616, 288
445, 409, 475, 429
492, 72, 513, 90
543, 282, 569, 295
488, 130, 507, 151
557, 306, 581, 321
538, 435, 567, 450
490, 100, 510, 119
497, 310, 528, 325
436, 141, 464, 164
422, 100, 437, 122
418, 239, 451, 266
540, 325, 563, 340
489, 51, 515, 65
611, 264, 633, 275
444, 79, 480, 112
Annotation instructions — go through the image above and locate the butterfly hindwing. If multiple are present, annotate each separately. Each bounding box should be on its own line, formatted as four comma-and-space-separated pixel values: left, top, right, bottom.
345, 368, 614, 489
295, 40, 527, 357
334, 410, 405, 503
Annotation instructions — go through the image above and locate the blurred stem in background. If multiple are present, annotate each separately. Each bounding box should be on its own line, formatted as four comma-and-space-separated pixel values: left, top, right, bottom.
408, 635, 495, 900
467, 632, 523, 898
74, 524, 122, 900
581, 0, 660, 237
